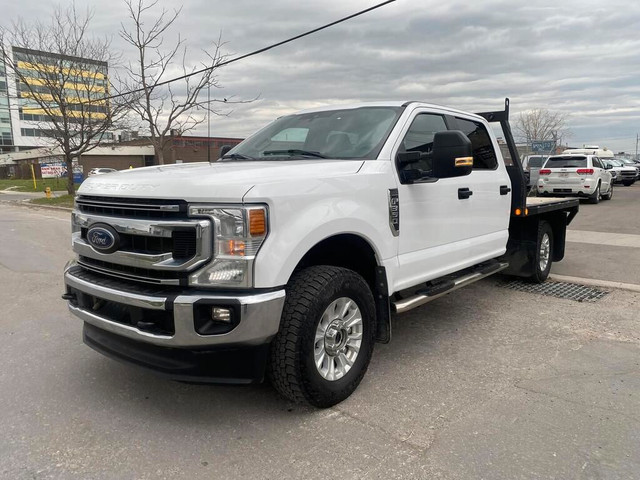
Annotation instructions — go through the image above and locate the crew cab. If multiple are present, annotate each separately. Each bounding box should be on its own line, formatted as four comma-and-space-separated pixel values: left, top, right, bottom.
537, 154, 613, 203
63, 99, 579, 407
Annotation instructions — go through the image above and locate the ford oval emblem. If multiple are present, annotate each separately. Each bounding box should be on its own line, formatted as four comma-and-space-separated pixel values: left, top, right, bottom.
87, 224, 120, 254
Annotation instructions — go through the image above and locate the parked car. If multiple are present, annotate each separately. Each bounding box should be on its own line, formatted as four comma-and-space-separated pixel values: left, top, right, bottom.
605, 159, 636, 186
618, 158, 640, 180
538, 154, 613, 203
521, 155, 548, 188
88, 167, 118, 176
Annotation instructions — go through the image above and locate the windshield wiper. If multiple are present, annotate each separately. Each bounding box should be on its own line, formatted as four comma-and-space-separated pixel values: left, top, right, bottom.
221, 153, 257, 161
262, 149, 328, 158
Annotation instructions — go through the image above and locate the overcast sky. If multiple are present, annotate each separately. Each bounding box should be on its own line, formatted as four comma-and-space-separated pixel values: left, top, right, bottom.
3, 0, 640, 153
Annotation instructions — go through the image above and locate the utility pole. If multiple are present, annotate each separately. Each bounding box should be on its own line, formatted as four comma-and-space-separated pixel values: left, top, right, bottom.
207, 84, 211, 163
636, 133, 639, 160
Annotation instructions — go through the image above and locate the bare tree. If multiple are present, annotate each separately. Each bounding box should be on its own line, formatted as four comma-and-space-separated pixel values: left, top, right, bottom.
117, 0, 239, 165
514, 108, 571, 148
0, 5, 126, 194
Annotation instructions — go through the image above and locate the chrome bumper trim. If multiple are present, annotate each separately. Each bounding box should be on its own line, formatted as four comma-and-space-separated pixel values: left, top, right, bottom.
64, 268, 286, 348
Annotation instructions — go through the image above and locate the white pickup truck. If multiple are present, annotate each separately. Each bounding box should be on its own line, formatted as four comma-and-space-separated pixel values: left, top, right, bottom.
63, 99, 579, 407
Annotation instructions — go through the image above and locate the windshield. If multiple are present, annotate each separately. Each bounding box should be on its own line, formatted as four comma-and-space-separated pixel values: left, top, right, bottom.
610, 159, 624, 167
544, 156, 587, 168
223, 107, 403, 160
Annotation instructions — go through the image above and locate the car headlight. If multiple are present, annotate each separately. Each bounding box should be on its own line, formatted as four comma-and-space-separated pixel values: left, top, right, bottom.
188, 205, 268, 287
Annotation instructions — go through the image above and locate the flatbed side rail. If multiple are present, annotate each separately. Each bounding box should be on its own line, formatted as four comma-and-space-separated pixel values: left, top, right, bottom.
476, 98, 527, 216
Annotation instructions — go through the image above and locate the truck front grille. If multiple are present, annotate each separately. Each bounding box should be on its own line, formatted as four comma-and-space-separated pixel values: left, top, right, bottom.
78, 256, 187, 285
72, 198, 212, 285
80, 228, 197, 259
76, 195, 187, 219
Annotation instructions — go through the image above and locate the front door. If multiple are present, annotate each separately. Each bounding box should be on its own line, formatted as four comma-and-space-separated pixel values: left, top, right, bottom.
392, 108, 510, 292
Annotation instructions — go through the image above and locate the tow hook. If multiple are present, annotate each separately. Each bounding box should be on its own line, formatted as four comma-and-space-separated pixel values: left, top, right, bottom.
61, 292, 76, 302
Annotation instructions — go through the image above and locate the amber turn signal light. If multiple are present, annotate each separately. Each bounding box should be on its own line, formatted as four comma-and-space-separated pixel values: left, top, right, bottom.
249, 209, 266, 236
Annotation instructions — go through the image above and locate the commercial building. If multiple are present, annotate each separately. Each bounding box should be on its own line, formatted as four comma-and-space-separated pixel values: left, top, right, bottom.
0, 59, 13, 151
0, 46, 113, 153
0, 133, 244, 180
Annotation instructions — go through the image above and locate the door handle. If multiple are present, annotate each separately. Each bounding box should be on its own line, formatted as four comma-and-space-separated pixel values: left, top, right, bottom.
458, 187, 473, 200
500, 185, 511, 195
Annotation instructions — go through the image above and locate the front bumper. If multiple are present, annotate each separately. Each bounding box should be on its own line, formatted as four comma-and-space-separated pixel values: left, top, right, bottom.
64, 264, 285, 382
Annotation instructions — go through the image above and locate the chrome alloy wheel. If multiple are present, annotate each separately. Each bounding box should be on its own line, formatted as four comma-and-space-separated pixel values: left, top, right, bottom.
539, 232, 551, 272
314, 297, 363, 381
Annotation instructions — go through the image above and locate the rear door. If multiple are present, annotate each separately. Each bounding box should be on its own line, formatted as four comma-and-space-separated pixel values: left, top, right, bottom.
592, 157, 611, 192
452, 115, 511, 262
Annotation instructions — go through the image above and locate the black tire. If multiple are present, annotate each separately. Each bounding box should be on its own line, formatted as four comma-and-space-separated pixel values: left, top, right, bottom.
623, 182, 632, 186
601, 182, 613, 200
268, 266, 376, 408
588, 183, 600, 204
528, 221, 553, 283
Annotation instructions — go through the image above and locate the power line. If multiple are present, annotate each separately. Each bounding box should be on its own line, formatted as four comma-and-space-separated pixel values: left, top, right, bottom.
102, 0, 396, 103
1, 0, 396, 113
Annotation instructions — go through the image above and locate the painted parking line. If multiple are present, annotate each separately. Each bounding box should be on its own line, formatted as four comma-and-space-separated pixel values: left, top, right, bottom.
566, 229, 640, 249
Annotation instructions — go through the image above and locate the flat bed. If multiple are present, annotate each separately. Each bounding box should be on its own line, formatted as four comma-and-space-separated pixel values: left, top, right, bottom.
525, 196, 580, 216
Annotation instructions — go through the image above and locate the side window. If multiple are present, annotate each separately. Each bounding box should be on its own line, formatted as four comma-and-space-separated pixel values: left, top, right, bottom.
592, 157, 600, 168
455, 118, 498, 170
399, 113, 448, 175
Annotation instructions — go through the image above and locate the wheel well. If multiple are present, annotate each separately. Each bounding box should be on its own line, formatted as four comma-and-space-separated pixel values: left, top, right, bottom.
295, 234, 378, 288
294, 234, 391, 343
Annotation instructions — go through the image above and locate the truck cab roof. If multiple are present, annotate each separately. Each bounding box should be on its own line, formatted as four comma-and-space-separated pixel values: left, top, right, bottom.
293, 101, 486, 122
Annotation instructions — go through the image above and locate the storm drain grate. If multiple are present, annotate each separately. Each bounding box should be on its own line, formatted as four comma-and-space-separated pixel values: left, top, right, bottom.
501, 280, 609, 302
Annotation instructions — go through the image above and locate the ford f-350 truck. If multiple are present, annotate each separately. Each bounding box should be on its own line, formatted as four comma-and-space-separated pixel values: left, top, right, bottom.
63, 99, 579, 407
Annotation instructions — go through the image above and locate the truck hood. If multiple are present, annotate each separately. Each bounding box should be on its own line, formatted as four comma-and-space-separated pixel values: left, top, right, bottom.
78, 160, 365, 202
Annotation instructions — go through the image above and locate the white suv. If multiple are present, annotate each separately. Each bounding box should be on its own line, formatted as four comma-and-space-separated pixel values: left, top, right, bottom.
537, 154, 613, 204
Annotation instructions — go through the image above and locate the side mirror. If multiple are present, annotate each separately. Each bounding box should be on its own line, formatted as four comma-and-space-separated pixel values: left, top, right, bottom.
219, 145, 233, 159
432, 131, 473, 178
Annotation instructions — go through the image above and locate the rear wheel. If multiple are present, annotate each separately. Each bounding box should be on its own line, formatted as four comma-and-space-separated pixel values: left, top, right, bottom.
601, 182, 613, 200
268, 266, 376, 408
588, 183, 600, 204
528, 221, 553, 283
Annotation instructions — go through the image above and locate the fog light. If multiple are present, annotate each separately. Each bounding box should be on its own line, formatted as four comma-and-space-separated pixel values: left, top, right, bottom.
212, 307, 232, 323
194, 304, 237, 335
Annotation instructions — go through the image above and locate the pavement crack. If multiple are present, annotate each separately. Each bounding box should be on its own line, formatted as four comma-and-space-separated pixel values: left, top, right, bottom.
331, 406, 430, 453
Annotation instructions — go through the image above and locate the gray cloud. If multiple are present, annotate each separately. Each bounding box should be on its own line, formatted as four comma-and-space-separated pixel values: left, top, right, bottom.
3, 0, 640, 152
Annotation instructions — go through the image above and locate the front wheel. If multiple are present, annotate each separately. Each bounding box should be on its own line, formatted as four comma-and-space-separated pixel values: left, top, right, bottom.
623, 181, 633, 187
268, 266, 376, 408
528, 221, 553, 283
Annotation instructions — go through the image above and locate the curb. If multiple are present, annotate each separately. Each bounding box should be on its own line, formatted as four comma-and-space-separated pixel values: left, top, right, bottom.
549, 273, 640, 294
6, 200, 73, 213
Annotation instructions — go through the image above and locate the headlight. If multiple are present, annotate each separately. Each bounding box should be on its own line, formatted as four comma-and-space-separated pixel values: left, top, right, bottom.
188, 205, 268, 287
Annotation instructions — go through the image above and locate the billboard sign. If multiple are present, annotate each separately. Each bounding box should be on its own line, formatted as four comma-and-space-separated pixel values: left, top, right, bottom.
40, 161, 83, 182
531, 140, 556, 153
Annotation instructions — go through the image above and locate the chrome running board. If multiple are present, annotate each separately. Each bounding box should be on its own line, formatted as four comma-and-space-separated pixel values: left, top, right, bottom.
392, 261, 509, 314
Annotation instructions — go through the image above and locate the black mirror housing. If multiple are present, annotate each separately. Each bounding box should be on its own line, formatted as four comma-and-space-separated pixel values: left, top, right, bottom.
396, 150, 422, 167
432, 130, 473, 178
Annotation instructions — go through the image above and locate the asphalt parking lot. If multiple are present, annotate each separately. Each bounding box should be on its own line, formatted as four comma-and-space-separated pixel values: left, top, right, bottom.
1, 185, 639, 479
